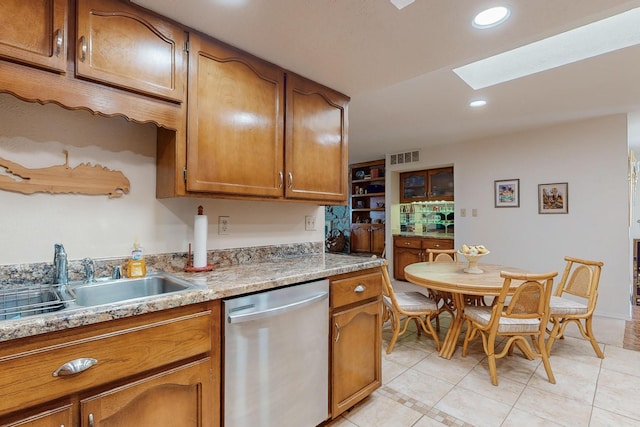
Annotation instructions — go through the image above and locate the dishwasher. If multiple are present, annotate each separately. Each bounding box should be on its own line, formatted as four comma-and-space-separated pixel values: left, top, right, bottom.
223, 279, 329, 427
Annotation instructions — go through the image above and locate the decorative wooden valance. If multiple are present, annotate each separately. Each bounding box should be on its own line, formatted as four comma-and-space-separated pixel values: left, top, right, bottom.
0, 151, 130, 198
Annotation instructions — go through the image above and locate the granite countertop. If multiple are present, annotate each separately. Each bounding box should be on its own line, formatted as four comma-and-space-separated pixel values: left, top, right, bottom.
0, 253, 385, 343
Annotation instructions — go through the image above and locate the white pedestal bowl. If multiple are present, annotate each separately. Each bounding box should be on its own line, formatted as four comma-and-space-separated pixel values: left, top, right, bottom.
458, 251, 490, 274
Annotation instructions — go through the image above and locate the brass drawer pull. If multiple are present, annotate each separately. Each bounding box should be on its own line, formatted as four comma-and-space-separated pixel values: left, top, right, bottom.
354, 284, 366, 293
52, 357, 97, 377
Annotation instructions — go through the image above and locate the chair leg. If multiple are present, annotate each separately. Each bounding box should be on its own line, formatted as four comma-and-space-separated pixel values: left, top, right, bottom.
584, 317, 604, 359
546, 317, 562, 355
386, 313, 401, 354
486, 336, 499, 386
539, 336, 556, 384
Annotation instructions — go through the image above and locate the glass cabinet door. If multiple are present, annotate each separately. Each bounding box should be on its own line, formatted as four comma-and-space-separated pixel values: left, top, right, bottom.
427, 168, 454, 200
400, 171, 426, 202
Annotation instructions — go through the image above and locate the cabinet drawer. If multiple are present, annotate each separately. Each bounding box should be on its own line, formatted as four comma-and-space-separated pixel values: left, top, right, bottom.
0, 305, 213, 415
394, 237, 421, 249
331, 272, 382, 308
422, 239, 454, 250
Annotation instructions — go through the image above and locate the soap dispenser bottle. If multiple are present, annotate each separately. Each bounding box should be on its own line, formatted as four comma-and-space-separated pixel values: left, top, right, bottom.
127, 237, 147, 278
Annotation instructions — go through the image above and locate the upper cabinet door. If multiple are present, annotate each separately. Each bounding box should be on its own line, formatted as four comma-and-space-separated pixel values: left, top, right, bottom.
427, 167, 454, 200
0, 0, 68, 72
76, 0, 186, 102
285, 73, 349, 204
186, 34, 285, 197
400, 171, 427, 203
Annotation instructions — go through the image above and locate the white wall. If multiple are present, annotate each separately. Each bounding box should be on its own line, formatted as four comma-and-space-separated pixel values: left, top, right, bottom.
386, 114, 631, 320
0, 94, 325, 265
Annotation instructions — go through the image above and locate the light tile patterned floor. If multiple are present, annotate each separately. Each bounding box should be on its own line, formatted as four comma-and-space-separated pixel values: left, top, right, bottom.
327, 283, 640, 427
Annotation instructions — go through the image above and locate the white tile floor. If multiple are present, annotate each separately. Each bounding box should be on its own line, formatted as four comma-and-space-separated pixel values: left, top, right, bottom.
328, 282, 639, 427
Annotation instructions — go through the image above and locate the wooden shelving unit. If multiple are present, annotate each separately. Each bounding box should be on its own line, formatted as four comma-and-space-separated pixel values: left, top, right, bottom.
349, 160, 385, 255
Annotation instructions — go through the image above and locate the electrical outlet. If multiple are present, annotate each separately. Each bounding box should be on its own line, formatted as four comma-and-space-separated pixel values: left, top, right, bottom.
218, 216, 230, 234
460, 208, 467, 217
472, 208, 478, 217
305, 215, 316, 231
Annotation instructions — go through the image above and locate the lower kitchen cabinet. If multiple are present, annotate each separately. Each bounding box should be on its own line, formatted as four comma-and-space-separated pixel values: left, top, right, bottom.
350, 223, 385, 255
0, 301, 220, 427
1, 405, 73, 427
80, 358, 211, 426
329, 269, 382, 419
393, 236, 454, 281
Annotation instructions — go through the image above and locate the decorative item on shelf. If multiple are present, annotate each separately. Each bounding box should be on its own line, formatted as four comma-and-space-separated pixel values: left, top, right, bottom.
459, 244, 490, 274
326, 229, 346, 252
355, 170, 366, 180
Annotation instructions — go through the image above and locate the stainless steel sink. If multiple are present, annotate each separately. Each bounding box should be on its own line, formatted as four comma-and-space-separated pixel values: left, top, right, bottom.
0, 285, 66, 320
68, 273, 203, 307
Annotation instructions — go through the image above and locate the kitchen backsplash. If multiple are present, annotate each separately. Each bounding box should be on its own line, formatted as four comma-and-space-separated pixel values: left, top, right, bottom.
0, 242, 323, 287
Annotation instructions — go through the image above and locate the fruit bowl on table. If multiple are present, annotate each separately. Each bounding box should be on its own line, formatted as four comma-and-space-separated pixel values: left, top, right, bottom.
458, 250, 490, 274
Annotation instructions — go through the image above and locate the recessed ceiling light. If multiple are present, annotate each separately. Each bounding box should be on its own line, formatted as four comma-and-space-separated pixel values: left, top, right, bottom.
472, 6, 511, 29
469, 99, 487, 108
456, 7, 640, 89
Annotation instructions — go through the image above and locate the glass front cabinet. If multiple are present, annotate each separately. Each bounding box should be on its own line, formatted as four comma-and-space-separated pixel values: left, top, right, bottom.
400, 167, 453, 203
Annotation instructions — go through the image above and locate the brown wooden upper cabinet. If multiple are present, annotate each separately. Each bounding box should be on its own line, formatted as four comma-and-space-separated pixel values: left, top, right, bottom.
0, 0, 68, 73
76, 0, 187, 102
185, 33, 348, 203
400, 167, 454, 203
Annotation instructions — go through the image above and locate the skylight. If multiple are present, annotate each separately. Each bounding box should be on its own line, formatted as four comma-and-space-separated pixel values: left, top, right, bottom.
454, 7, 640, 90
472, 6, 510, 29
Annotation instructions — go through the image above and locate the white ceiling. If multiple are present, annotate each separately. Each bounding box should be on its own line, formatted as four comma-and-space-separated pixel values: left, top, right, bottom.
132, 0, 640, 163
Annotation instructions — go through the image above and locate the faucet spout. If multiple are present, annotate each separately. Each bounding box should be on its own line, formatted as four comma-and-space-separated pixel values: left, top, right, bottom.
53, 243, 69, 285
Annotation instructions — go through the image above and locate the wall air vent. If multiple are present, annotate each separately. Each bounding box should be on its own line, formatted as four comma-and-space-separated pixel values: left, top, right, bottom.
389, 150, 420, 166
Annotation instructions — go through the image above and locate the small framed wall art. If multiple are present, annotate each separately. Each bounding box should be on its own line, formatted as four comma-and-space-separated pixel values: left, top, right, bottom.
494, 179, 520, 208
538, 182, 568, 214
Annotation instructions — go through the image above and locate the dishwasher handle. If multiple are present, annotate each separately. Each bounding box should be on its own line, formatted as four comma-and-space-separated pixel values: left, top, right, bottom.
227, 291, 328, 324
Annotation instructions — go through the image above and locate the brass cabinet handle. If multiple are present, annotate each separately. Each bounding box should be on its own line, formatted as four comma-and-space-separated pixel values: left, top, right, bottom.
79, 35, 87, 62
55, 29, 63, 56
278, 171, 283, 188
354, 284, 366, 293
334, 322, 340, 342
288, 172, 293, 189
52, 357, 97, 377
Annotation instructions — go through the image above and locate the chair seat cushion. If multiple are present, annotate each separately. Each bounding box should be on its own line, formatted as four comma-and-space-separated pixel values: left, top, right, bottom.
465, 306, 540, 333
383, 291, 437, 313
549, 296, 588, 315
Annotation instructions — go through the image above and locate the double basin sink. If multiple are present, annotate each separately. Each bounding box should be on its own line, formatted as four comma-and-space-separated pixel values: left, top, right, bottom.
0, 273, 205, 321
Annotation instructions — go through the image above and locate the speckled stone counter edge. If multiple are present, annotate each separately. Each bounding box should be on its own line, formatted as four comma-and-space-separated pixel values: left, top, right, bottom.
0, 243, 386, 342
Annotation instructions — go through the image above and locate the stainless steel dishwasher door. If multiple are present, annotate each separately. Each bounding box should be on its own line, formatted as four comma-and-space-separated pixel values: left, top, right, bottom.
223, 279, 329, 427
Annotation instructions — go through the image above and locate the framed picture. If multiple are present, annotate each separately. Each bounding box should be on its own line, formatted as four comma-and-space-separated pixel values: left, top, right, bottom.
494, 179, 520, 208
538, 183, 568, 214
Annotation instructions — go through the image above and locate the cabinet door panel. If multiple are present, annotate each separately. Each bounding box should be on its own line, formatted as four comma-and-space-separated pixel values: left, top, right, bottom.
0, 0, 67, 72
80, 358, 213, 427
76, 0, 186, 102
2, 404, 73, 427
331, 300, 381, 417
394, 247, 422, 281
350, 224, 371, 253
285, 73, 348, 203
186, 35, 284, 197
370, 224, 385, 255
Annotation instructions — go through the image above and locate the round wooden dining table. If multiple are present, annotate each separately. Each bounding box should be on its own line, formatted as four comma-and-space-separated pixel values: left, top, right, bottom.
404, 262, 529, 359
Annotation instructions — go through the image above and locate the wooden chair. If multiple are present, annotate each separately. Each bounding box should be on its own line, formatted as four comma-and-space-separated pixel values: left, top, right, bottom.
546, 256, 605, 358
380, 260, 441, 354
426, 249, 457, 312
461, 270, 558, 386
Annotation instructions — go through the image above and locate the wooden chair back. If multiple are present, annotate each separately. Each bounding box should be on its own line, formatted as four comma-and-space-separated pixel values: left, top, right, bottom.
427, 249, 458, 263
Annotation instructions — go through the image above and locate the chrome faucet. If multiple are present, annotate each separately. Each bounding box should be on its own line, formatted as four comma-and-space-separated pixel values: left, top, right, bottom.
83, 257, 96, 283
53, 243, 69, 285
